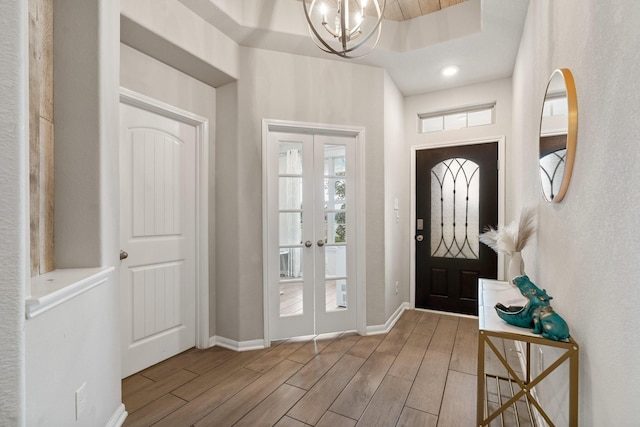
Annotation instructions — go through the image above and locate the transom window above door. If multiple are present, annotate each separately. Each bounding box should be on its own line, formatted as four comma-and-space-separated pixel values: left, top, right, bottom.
418, 102, 495, 133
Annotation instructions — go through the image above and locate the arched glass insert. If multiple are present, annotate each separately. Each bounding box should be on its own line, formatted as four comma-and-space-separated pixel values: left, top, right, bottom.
431, 157, 480, 259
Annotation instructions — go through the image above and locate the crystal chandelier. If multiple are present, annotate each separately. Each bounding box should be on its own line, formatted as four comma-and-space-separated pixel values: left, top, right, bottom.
303, 0, 386, 58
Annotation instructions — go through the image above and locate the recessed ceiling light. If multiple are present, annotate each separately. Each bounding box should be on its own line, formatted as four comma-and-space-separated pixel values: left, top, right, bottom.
441, 65, 460, 77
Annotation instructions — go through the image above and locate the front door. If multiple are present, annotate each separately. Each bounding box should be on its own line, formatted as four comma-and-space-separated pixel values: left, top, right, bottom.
415, 143, 498, 315
266, 131, 357, 340
119, 100, 197, 377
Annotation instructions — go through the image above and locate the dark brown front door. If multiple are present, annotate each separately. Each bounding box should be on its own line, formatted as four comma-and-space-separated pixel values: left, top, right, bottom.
415, 143, 498, 315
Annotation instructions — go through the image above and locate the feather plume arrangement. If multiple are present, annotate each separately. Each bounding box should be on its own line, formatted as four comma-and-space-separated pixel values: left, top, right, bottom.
479, 206, 537, 256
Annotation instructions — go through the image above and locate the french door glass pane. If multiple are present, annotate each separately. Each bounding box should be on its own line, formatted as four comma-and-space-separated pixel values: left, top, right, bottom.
324, 145, 346, 175
325, 245, 347, 278
324, 178, 346, 208
280, 282, 303, 317
430, 157, 480, 259
279, 142, 303, 174
279, 177, 303, 210
324, 212, 346, 244
280, 247, 303, 279
279, 212, 302, 245
325, 279, 347, 312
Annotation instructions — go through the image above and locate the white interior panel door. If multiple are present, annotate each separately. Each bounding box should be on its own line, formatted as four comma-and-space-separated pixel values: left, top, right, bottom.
120, 101, 196, 378
267, 131, 357, 340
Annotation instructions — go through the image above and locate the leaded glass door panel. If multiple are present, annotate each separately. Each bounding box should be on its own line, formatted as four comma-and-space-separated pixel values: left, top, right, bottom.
415, 143, 498, 315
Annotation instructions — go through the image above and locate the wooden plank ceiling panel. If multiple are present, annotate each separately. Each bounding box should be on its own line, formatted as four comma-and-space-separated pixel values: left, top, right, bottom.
301, 0, 468, 21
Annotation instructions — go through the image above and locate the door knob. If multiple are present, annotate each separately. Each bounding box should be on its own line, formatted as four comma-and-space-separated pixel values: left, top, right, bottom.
415, 235, 424, 242
305, 240, 312, 248
317, 240, 325, 247
120, 250, 129, 260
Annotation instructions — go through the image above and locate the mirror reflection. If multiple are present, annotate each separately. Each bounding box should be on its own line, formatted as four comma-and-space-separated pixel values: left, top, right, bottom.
539, 69, 577, 202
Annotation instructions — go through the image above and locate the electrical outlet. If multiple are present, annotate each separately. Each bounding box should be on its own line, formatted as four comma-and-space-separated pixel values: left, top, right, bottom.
75, 382, 87, 420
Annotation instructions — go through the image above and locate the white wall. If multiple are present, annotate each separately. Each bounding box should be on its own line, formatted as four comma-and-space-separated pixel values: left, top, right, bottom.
384, 72, 410, 319
120, 43, 218, 335
26, 284, 121, 426
404, 77, 513, 159
214, 82, 241, 341
512, 1, 640, 425
215, 47, 389, 340
404, 77, 513, 277
25, 1, 123, 426
0, 0, 28, 424
120, 0, 238, 87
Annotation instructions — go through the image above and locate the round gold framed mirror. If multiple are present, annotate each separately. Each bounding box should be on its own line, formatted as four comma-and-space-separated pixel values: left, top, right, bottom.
539, 68, 578, 202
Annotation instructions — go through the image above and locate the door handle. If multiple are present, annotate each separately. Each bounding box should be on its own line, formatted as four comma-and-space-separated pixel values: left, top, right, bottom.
305, 240, 312, 248
120, 250, 129, 260
317, 240, 325, 247
415, 235, 424, 242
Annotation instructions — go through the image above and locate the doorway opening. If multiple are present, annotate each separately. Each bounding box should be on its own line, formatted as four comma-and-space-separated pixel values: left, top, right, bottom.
263, 120, 367, 343
411, 138, 505, 315
119, 88, 210, 377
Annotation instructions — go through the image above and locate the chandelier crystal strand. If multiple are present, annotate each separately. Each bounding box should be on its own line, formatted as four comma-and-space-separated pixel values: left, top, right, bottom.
303, 0, 385, 58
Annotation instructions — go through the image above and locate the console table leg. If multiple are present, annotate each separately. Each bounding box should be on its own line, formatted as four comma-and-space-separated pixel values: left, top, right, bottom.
477, 331, 486, 426
569, 346, 579, 427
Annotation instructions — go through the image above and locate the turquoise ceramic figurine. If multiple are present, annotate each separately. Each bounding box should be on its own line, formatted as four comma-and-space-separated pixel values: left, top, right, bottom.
495, 275, 570, 341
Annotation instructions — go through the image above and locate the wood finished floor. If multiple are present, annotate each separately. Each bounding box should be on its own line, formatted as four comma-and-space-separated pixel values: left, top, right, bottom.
122, 309, 531, 427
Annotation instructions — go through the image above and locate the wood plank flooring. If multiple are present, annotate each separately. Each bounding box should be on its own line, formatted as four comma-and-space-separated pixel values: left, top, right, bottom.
122, 310, 530, 427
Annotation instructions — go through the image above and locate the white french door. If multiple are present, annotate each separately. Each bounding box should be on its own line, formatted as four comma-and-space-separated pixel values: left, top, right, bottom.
267, 131, 357, 340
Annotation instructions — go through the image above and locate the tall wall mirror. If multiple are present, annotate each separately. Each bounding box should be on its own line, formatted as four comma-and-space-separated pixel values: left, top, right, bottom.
539, 68, 578, 202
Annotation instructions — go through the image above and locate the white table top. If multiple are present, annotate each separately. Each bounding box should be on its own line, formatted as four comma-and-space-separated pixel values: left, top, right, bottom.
478, 278, 540, 338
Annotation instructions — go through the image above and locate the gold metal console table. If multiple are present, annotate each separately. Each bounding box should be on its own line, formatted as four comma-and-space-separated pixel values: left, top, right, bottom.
477, 279, 579, 427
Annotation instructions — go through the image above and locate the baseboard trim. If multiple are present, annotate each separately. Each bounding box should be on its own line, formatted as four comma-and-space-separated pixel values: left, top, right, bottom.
365, 302, 409, 335
209, 335, 266, 352
209, 304, 411, 348
106, 403, 127, 427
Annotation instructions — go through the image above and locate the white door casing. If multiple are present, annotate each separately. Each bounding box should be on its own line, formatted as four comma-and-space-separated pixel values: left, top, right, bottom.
263, 120, 366, 342
119, 89, 209, 378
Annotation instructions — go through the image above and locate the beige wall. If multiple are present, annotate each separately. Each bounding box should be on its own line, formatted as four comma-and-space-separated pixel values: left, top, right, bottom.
0, 1, 28, 424
404, 77, 513, 276
215, 47, 390, 340
384, 71, 410, 319
120, 42, 218, 340
512, 1, 640, 424
26, 1, 123, 426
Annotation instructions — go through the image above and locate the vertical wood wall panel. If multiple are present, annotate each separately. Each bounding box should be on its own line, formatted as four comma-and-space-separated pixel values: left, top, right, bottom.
29, 0, 54, 276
